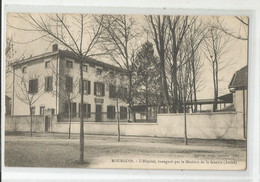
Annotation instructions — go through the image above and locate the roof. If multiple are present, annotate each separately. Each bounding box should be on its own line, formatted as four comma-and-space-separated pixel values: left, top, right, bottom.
11, 49, 127, 74
186, 98, 232, 105
229, 66, 248, 90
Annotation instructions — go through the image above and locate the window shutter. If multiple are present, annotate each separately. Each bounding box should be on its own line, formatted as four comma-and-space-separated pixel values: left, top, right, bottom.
107, 106, 110, 119
50, 77, 53, 91
78, 103, 81, 118
70, 77, 73, 92
94, 82, 97, 95
87, 104, 91, 118
88, 81, 91, 94
84, 80, 87, 94
45, 77, 48, 91
28, 80, 31, 93
35, 79, 38, 93
102, 83, 105, 96
79, 81, 82, 93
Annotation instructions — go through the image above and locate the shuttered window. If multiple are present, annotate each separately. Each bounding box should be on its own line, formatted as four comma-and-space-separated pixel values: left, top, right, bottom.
45, 76, 53, 92
79, 80, 91, 94
107, 106, 115, 119
29, 79, 38, 94
109, 85, 116, 98
78, 103, 88, 118
66, 76, 73, 92
94, 82, 105, 96
120, 106, 127, 119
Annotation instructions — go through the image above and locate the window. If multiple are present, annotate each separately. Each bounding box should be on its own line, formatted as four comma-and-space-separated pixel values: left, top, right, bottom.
31, 107, 35, 115
29, 79, 38, 94
45, 76, 53, 92
120, 106, 127, 119
40, 106, 45, 115
107, 106, 115, 119
109, 85, 117, 98
94, 82, 105, 96
66, 60, 73, 69
119, 87, 127, 100
82, 65, 88, 72
79, 80, 91, 94
79, 103, 89, 118
87, 104, 91, 118
22, 66, 27, 74
65, 102, 76, 118
96, 68, 102, 75
66, 76, 73, 92
45, 61, 51, 68
71, 103, 76, 117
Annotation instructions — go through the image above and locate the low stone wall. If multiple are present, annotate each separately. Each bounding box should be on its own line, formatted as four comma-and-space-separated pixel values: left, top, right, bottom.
5, 112, 245, 140
157, 112, 244, 140
5, 115, 44, 132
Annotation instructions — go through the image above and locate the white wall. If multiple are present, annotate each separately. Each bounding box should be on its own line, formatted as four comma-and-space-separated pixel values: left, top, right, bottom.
52, 112, 244, 140
13, 55, 58, 115
6, 111, 245, 140
157, 112, 244, 140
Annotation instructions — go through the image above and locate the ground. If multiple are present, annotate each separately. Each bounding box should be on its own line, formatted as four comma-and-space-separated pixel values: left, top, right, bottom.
4, 132, 247, 170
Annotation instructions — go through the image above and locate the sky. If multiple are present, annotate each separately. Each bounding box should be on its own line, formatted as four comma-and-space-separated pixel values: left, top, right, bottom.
5, 13, 248, 99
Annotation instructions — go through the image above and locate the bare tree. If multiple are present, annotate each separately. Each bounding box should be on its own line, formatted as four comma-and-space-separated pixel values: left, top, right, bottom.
97, 15, 140, 122
204, 26, 231, 111
100, 69, 128, 141
48, 61, 80, 139
215, 16, 248, 41
145, 15, 172, 113
12, 13, 104, 164
185, 18, 208, 112
15, 72, 44, 136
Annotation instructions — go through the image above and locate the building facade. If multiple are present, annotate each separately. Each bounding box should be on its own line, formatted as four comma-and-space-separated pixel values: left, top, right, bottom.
11, 45, 129, 124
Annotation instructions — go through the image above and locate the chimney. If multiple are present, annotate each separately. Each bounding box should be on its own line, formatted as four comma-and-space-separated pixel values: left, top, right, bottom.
52, 44, 58, 52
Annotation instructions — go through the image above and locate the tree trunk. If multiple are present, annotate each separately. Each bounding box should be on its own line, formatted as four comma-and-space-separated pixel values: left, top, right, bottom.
68, 100, 71, 139
172, 55, 179, 113
79, 59, 84, 164
212, 61, 218, 112
29, 105, 33, 137
191, 51, 197, 112
116, 97, 120, 142
183, 92, 188, 145
145, 75, 148, 122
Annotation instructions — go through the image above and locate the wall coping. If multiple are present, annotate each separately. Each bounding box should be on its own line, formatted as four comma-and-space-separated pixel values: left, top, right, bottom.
56, 122, 158, 125
158, 111, 237, 116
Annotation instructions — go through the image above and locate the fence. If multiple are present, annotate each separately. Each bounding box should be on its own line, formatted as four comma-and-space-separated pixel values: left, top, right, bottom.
57, 111, 157, 123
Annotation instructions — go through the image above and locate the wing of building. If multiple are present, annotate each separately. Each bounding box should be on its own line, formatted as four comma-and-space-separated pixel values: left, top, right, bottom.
10, 44, 129, 131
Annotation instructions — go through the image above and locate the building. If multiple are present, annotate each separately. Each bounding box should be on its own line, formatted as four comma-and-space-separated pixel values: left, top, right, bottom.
229, 65, 248, 138
11, 44, 129, 128
5, 95, 12, 115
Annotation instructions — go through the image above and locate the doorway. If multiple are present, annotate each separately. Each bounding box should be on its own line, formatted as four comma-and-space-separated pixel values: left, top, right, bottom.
45, 116, 50, 132
95, 105, 102, 122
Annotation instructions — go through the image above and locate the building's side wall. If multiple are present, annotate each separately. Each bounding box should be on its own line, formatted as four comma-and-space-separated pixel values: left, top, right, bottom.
13, 55, 58, 115
58, 56, 129, 121
233, 89, 248, 114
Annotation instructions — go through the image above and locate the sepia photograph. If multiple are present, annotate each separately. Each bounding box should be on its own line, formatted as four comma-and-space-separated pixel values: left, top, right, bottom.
4, 12, 248, 170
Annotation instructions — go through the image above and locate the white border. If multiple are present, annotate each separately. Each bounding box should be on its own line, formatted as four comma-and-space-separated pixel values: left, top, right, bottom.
2, 0, 260, 181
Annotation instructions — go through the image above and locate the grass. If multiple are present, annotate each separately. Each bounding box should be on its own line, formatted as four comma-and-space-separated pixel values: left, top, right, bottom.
4, 132, 246, 169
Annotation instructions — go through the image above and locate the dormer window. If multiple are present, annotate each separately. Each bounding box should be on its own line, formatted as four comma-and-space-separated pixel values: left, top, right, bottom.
96, 68, 102, 75
66, 60, 73, 69
45, 61, 51, 68
83, 65, 88, 72
22, 66, 27, 74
